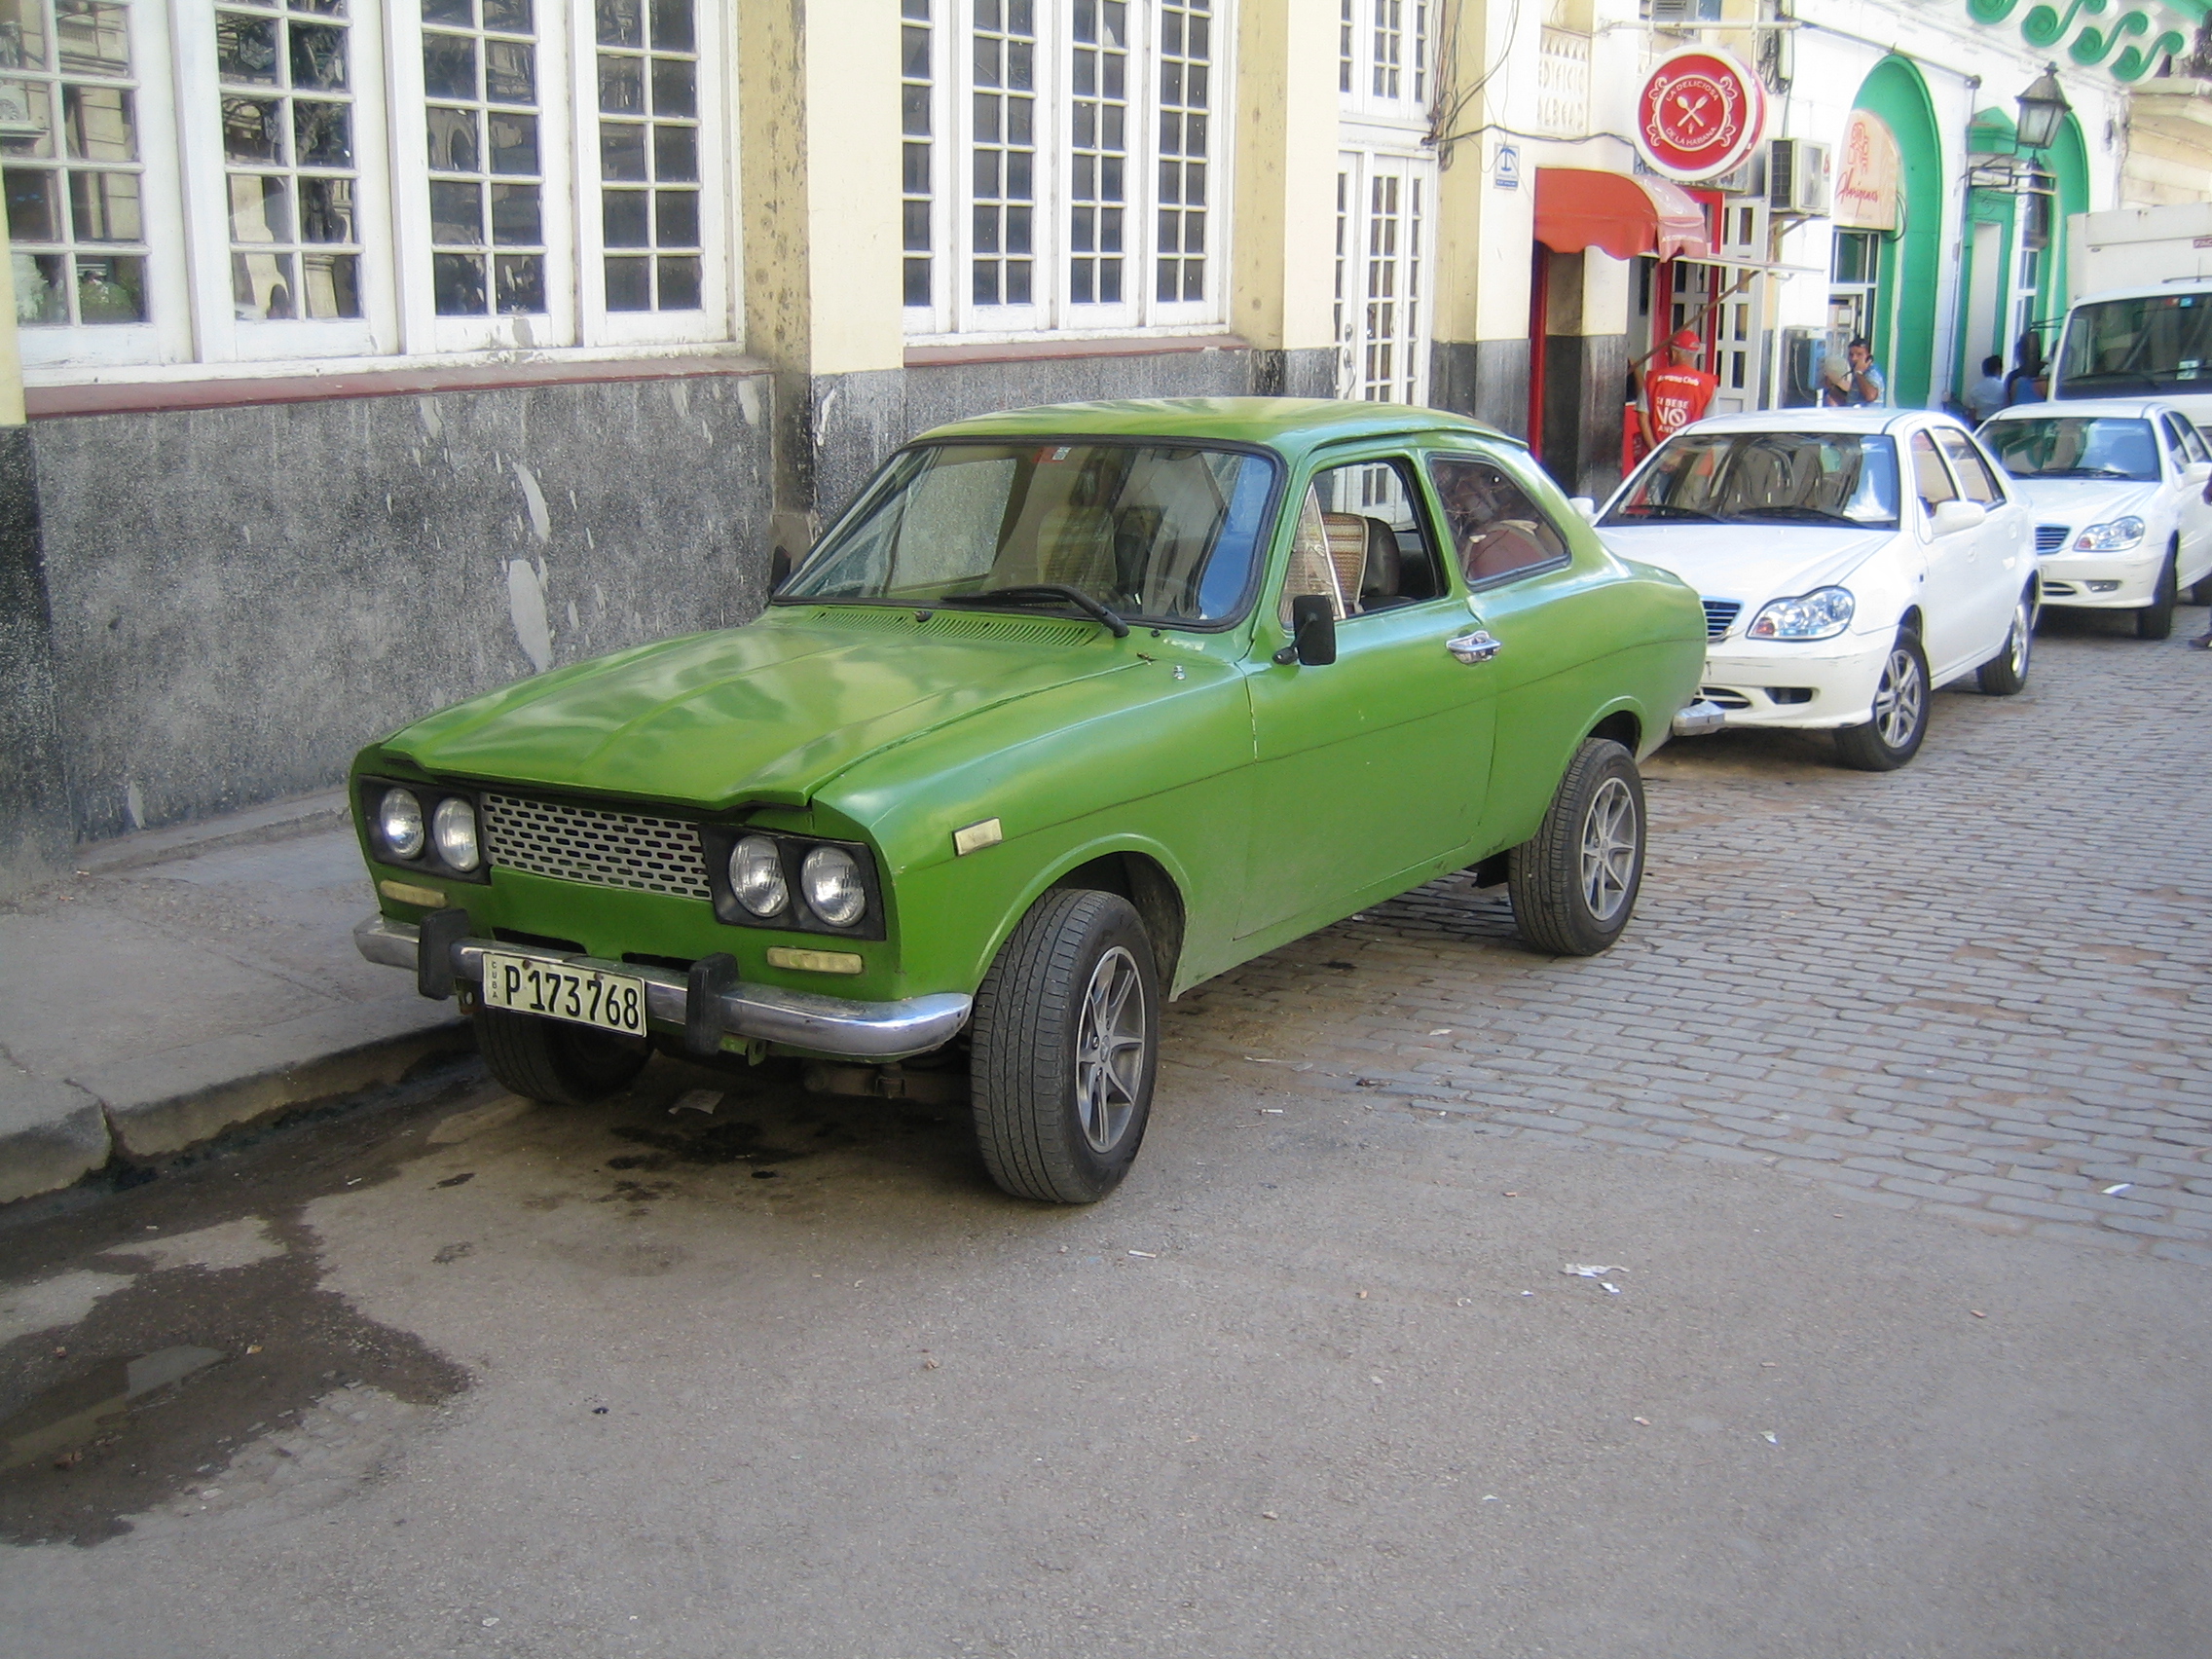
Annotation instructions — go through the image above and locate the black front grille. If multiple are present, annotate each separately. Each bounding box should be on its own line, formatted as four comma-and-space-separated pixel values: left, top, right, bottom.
1701, 599, 1742, 641
2035, 525, 2069, 555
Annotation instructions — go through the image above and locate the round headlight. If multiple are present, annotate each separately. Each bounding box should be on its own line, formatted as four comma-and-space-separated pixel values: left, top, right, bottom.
431, 796, 480, 872
800, 845, 866, 928
377, 788, 424, 860
728, 835, 790, 917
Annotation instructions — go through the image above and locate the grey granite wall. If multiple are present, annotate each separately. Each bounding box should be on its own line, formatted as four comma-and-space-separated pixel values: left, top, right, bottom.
0, 427, 70, 886
1430, 339, 1532, 440
30, 371, 774, 845
806, 343, 1335, 525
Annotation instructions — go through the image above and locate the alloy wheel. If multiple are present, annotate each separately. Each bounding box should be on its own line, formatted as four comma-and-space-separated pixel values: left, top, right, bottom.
1074, 945, 1147, 1153
1578, 776, 1640, 923
2009, 597, 2034, 681
1873, 646, 1925, 750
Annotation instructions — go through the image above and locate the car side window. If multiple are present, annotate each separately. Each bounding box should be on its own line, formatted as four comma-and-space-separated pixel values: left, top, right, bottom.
1425, 454, 1570, 586
2179, 418, 2212, 467
1909, 431, 1959, 514
2161, 414, 2204, 470
1934, 428, 2002, 506
1279, 458, 1449, 626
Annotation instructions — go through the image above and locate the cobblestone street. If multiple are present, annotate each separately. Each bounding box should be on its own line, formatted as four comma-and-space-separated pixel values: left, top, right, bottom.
1171, 615, 2212, 1261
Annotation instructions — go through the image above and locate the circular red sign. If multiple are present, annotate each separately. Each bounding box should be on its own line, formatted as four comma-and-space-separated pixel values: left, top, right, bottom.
1636, 49, 1766, 182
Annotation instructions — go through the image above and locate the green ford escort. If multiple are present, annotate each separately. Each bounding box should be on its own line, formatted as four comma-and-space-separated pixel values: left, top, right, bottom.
352, 398, 1711, 1202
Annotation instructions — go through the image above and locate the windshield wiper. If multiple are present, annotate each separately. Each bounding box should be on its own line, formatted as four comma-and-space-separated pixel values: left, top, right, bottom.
2041, 466, 2147, 480
1729, 505, 1867, 526
1614, 504, 1721, 523
941, 584, 1131, 638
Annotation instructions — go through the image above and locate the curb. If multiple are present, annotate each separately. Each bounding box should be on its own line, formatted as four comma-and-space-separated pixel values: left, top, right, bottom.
1, 997, 478, 1205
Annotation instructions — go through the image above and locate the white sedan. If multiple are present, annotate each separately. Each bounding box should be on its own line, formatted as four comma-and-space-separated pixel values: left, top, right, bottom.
1592, 408, 2037, 771
1976, 398, 2212, 640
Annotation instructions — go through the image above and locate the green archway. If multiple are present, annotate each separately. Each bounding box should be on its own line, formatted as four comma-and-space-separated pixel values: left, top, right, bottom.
1852, 56, 1942, 407
2046, 111, 2090, 321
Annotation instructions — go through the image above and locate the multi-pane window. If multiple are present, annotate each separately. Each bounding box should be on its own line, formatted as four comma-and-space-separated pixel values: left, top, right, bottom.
969, 0, 1035, 307
1338, 151, 1428, 404
1068, 0, 1124, 306
1338, 0, 1352, 93
217, 0, 361, 319
902, 0, 933, 306
596, 0, 700, 312
423, 0, 542, 315
1, 0, 145, 326
1340, 0, 1426, 119
905, 0, 1226, 335
1154, 0, 1206, 305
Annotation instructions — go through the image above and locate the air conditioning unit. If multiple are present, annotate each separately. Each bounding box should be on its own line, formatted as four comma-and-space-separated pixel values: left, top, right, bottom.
1767, 138, 1832, 217
1648, 0, 1723, 21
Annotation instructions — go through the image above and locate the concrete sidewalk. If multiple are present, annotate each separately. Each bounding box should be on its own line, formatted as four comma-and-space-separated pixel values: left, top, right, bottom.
0, 792, 474, 1204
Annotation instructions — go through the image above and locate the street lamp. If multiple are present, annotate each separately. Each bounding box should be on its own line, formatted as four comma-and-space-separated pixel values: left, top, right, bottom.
2014, 63, 2070, 152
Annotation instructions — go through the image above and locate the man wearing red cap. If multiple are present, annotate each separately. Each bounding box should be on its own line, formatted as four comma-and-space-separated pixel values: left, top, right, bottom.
1641, 328, 1719, 449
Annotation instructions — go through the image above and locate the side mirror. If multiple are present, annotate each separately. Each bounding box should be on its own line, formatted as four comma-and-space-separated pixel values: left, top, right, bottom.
1272, 594, 1338, 667
1568, 496, 1598, 522
769, 546, 793, 595
1929, 499, 1987, 537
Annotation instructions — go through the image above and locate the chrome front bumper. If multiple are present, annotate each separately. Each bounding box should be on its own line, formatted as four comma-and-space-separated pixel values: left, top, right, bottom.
354, 915, 971, 1061
1670, 699, 1728, 737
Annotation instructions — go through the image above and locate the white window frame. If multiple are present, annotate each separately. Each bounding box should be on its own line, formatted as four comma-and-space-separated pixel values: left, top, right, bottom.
902, 0, 1232, 343
1337, 0, 1428, 128
1334, 144, 1429, 405
18, 0, 734, 378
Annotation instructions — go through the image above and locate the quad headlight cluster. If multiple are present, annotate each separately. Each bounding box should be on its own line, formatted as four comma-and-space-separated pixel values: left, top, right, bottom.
2073, 516, 2145, 552
1747, 586, 1855, 642
364, 782, 488, 880
707, 828, 881, 938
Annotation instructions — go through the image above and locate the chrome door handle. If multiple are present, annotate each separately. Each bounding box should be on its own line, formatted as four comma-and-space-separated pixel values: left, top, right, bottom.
1446, 629, 1502, 664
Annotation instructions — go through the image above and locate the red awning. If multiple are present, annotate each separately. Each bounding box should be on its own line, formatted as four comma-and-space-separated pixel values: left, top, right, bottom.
1533, 168, 1712, 262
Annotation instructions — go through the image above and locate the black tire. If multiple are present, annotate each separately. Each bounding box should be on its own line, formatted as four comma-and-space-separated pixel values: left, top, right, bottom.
1975, 585, 2037, 696
1508, 737, 1645, 957
476, 1007, 649, 1106
1834, 629, 1931, 772
970, 889, 1160, 1204
2137, 547, 2178, 641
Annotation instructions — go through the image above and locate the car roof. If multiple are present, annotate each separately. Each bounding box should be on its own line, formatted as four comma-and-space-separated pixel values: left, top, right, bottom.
1677, 407, 1955, 438
1983, 397, 2178, 422
911, 396, 1516, 453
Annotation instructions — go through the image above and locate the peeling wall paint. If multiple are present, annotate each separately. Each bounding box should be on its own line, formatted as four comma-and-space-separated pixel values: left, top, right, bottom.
27, 371, 773, 842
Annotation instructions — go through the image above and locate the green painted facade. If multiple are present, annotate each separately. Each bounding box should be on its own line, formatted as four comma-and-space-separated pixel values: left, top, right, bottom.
1852, 56, 1945, 411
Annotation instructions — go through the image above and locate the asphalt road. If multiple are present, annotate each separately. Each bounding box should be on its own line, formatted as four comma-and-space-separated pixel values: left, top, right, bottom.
3, 613, 2209, 1658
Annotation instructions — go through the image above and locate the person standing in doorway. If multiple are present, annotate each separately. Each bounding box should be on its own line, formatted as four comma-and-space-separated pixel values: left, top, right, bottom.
2005, 333, 2046, 407
1823, 337, 1888, 405
1641, 329, 1719, 448
1965, 354, 2008, 423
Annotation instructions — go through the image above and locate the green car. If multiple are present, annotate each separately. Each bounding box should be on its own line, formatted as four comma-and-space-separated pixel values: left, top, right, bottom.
351, 398, 1708, 1202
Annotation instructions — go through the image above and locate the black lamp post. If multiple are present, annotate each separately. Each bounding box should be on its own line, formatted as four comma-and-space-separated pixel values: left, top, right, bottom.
2014, 63, 2070, 152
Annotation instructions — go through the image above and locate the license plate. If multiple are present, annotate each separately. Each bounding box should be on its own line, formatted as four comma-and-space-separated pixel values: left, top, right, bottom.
479, 950, 647, 1036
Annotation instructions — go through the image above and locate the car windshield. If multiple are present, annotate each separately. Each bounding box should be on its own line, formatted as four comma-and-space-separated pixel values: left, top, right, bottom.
780, 441, 1278, 626
2057, 294, 2212, 396
1602, 430, 1900, 530
1981, 416, 2160, 483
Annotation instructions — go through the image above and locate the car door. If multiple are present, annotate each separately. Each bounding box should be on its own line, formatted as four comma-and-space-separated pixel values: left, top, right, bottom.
1935, 425, 2026, 652
1238, 451, 1497, 940
2160, 412, 2212, 580
1425, 446, 1596, 857
1908, 428, 1985, 678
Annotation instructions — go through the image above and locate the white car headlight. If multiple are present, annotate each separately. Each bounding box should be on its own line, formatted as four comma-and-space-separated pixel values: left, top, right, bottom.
1747, 587, 1856, 642
377, 788, 424, 860
430, 796, 480, 872
728, 835, 790, 918
2074, 516, 2146, 552
800, 846, 866, 928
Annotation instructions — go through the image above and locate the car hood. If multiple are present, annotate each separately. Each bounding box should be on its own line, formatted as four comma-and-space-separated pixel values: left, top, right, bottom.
2002, 476, 2159, 526
379, 608, 1142, 810
1594, 522, 1896, 604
